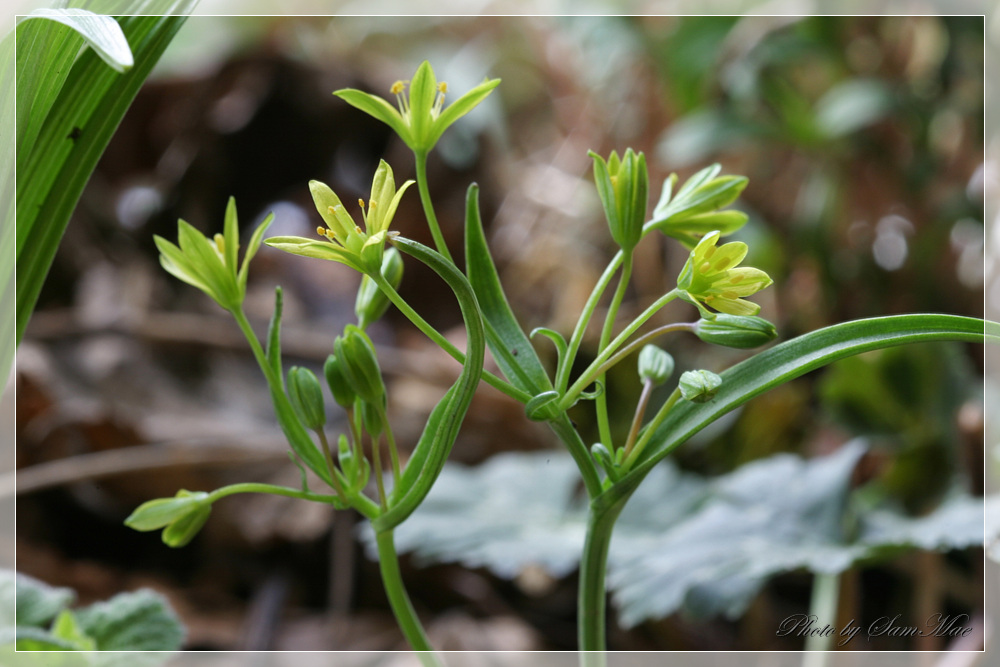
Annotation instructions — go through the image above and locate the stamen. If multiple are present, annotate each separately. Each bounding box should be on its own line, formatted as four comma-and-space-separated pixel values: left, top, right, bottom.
214, 234, 225, 253
391, 81, 406, 95
714, 259, 731, 271
722, 291, 739, 300
369, 200, 377, 209
317, 226, 327, 237
438, 82, 448, 94
700, 261, 712, 273
358, 199, 366, 209
730, 275, 743, 284
704, 246, 717, 259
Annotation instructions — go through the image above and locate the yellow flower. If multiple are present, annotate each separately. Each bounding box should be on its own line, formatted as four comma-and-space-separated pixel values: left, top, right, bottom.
266, 160, 413, 274
677, 231, 772, 316
334, 61, 500, 153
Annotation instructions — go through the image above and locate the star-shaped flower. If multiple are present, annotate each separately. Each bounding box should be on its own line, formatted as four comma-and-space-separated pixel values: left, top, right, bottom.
266, 160, 414, 274
677, 231, 773, 316
333, 61, 500, 153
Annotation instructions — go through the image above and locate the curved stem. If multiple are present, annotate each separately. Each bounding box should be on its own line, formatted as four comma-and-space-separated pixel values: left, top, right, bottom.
372, 270, 531, 403
232, 307, 277, 386
206, 481, 352, 508
560, 289, 681, 411
594, 253, 633, 448
556, 251, 624, 394
380, 405, 402, 486
314, 428, 347, 502
413, 149, 453, 263
622, 387, 681, 469
375, 529, 442, 664
547, 414, 604, 500
578, 499, 626, 656
622, 380, 654, 459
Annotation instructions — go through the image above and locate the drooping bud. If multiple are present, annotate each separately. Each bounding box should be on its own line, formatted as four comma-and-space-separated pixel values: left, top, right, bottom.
287, 366, 326, 430
679, 369, 722, 403
124, 490, 212, 548
637, 345, 675, 386
323, 355, 357, 409
333, 325, 386, 405
694, 314, 777, 349
356, 247, 404, 329
590, 148, 648, 254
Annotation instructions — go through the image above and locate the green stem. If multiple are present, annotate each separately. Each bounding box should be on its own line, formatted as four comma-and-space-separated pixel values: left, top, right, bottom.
594, 254, 633, 448
622, 380, 654, 459
413, 149, 453, 263
374, 529, 442, 664
371, 433, 388, 510
803, 572, 840, 662
206, 482, 342, 506
622, 388, 681, 469
380, 405, 402, 487
315, 429, 347, 502
556, 251, 624, 394
232, 307, 277, 386
372, 270, 530, 403
559, 289, 681, 411
578, 499, 626, 656
547, 414, 604, 500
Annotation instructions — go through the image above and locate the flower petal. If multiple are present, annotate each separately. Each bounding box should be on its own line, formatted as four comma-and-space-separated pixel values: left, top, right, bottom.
309, 180, 355, 241
265, 236, 364, 272
333, 89, 412, 146
238, 211, 275, 293
720, 267, 773, 296
427, 76, 501, 147
408, 61, 438, 148
710, 296, 761, 316
223, 197, 239, 274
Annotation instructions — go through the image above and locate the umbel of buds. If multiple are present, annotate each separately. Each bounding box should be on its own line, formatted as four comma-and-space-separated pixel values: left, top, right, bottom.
287, 366, 327, 430
333, 325, 386, 405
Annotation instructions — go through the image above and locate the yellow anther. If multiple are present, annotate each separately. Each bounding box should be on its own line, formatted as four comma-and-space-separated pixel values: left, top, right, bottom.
704, 246, 717, 258
358, 199, 366, 209
714, 258, 731, 271
722, 291, 738, 300
438, 82, 448, 94
317, 226, 327, 237
214, 233, 225, 253
328, 205, 338, 216
730, 275, 743, 284
354, 225, 363, 234
391, 80, 406, 95
369, 200, 377, 209
700, 261, 712, 273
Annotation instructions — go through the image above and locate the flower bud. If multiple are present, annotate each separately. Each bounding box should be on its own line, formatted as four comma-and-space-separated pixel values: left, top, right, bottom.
356, 247, 404, 330
124, 490, 212, 548
694, 314, 777, 349
360, 398, 385, 438
679, 369, 722, 403
161, 502, 212, 548
333, 325, 386, 405
324, 354, 357, 408
287, 366, 326, 430
637, 345, 674, 386
590, 148, 648, 253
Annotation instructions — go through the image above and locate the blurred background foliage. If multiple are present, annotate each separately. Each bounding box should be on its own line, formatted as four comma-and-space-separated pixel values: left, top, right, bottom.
14, 15, 985, 651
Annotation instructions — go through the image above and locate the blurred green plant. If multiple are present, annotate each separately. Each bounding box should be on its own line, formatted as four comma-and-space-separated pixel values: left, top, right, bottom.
7, 1, 196, 381
0, 569, 182, 662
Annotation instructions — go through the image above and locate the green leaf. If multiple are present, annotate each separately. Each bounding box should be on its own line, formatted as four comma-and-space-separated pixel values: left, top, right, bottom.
621, 314, 986, 491
74, 590, 183, 651
50, 611, 95, 651
464, 184, 553, 396
19, 9, 133, 73
0, 571, 74, 627
14, 626, 83, 652
372, 236, 485, 531
14, 6, 196, 355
